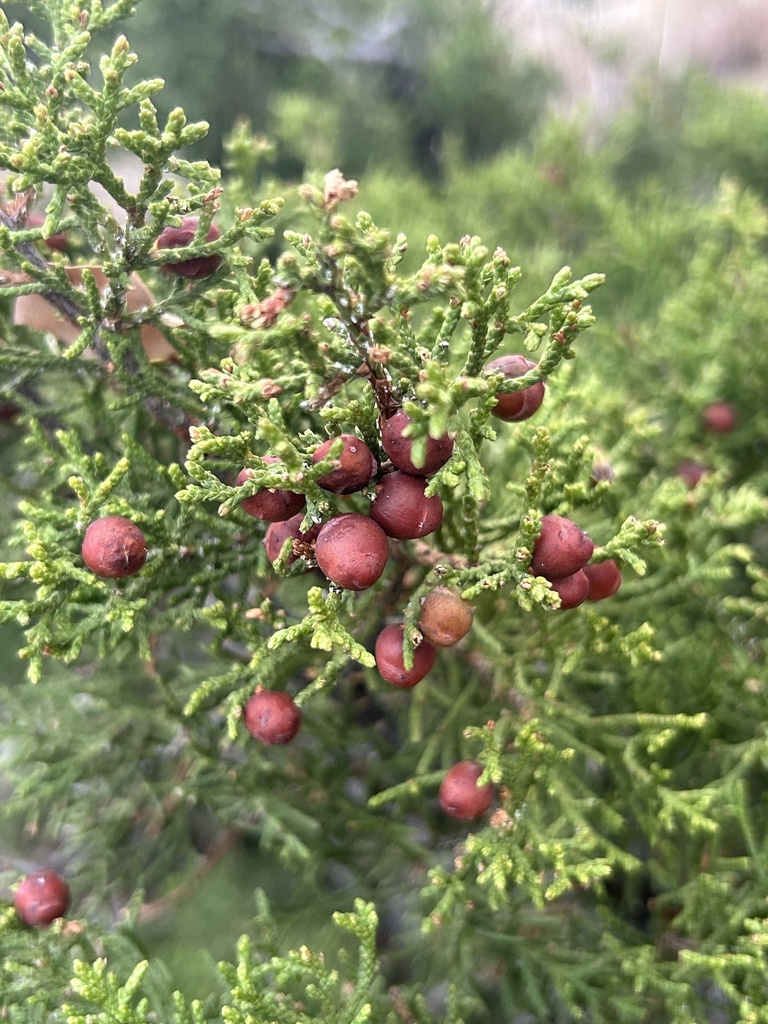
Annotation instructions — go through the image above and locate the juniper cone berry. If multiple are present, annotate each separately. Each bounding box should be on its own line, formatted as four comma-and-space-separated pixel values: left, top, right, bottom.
0, 401, 20, 421
14, 869, 71, 927
591, 460, 616, 484
530, 514, 594, 580
381, 410, 454, 477
677, 460, 709, 489
419, 586, 474, 647
237, 457, 306, 522
584, 558, 622, 601
550, 569, 590, 610
244, 689, 302, 745
439, 760, 494, 821
702, 401, 737, 434
312, 435, 377, 494
263, 513, 320, 568
155, 216, 222, 278
375, 623, 437, 688
28, 212, 70, 252
485, 354, 546, 422
370, 471, 443, 540
81, 516, 147, 578
315, 513, 389, 591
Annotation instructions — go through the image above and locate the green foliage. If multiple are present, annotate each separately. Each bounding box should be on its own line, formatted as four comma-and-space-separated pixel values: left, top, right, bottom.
1, 3, 768, 1023
122, 0, 552, 174
2, 895, 401, 1023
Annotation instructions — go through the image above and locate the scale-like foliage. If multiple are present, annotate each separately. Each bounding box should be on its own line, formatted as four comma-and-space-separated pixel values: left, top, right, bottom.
1, 3, 768, 1022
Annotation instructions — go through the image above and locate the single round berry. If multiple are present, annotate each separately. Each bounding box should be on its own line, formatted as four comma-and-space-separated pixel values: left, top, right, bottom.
315, 513, 389, 591
370, 471, 443, 540
28, 212, 70, 253
237, 457, 306, 523
244, 689, 301, 744
374, 623, 436, 688
0, 401, 20, 421
591, 460, 616, 484
263, 513, 320, 568
676, 460, 709, 489
584, 559, 622, 601
702, 401, 736, 434
439, 760, 494, 821
312, 435, 377, 494
530, 514, 594, 581
485, 354, 545, 422
381, 410, 454, 477
155, 216, 222, 278
550, 569, 589, 610
14, 869, 71, 927
419, 586, 474, 647
81, 516, 147, 579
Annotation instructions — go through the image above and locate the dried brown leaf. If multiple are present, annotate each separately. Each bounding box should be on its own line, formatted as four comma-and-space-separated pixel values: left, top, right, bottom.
13, 266, 177, 361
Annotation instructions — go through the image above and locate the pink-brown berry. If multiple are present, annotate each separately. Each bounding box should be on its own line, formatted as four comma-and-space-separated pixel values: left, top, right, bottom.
312, 435, 377, 494
28, 212, 70, 253
237, 457, 306, 522
155, 216, 222, 278
374, 623, 436, 688
439, 760, 494, 821
244, 689, 301, 744
419, 586, 474, 647
81, 516, 147, 579
263, 513, 320, 568
676, 460, 709, 489
370, 471, 443, 540
702, 401, 736, 435
530, 515, 594, 581
550, 569, 589, 609
0, 401, 20, 421
381, 411, 453, 477
315, 513, 389, 591
485, 354, 545, 422
14, 869, 71, 927
584, 559, 622, 601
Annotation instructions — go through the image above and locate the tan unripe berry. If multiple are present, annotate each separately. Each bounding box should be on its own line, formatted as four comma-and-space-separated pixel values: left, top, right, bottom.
419, 586, 474, 647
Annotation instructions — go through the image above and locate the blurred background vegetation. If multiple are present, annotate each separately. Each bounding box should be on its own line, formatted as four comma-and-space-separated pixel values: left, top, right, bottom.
113, 0, 768, 192
113, 0, 554, 176
113, 0, 768, 350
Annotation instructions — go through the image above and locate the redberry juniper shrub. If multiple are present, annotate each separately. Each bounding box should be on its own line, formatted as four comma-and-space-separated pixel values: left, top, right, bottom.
1, 4, 768, 1023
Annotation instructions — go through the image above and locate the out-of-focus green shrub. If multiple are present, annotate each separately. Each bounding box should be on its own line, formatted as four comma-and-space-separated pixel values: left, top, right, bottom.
124, 0, 552, 174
